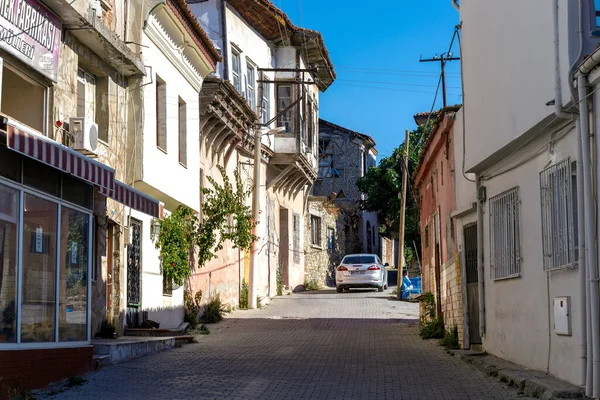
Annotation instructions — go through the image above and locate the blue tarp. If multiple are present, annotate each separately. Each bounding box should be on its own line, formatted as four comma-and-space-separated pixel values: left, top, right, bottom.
401, 276, 422, 299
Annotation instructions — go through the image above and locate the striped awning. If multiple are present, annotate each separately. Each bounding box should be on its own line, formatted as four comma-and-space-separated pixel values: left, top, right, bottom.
4, 118, 160, 218
113, 180, 160, 218
7, 119, 115, 196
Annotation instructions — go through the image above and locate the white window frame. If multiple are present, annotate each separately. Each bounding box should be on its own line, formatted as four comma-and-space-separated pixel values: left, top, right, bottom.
246, 60, 256, 111
77, 68, 96, 121
277, 84, 293, 133
261, 78, 270, 125
489, 186, 521, 280
540, 158, 577, 270
231, 48, 242, 94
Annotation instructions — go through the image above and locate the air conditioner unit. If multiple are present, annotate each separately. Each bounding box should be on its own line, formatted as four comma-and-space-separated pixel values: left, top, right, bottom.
69, 117, 99, 155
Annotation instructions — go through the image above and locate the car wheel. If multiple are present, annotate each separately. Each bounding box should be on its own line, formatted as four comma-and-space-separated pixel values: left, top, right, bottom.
336, 286, 343, 293
378, 285, 384, 292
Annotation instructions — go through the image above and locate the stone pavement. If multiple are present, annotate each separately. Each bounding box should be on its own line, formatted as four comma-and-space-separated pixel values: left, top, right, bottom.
40, 288, 533, 400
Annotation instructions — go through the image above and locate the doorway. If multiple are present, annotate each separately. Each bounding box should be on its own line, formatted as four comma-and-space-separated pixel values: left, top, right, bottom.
464, 224, 481, 344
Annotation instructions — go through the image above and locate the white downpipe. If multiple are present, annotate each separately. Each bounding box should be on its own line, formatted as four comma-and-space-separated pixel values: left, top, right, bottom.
578, 75, 600, 398
576, 119, 588, 389
553, 0, 570, 118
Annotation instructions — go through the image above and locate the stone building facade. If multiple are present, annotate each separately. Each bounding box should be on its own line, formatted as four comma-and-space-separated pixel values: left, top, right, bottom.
304, 197, 345, 287
313, 119, 380, 256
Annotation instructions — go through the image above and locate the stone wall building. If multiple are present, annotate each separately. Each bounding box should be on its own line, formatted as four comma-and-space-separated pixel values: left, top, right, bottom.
313, 119, 380, 256
304, 196, 346, 287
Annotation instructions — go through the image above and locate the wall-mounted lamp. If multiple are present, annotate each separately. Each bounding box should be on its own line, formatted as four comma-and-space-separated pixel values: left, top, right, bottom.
150, 219, 161, 239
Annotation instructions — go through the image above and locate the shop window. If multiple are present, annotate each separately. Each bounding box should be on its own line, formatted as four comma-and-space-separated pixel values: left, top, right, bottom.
0, 174, 92, 346
59, 207, 89, 341
0, 184, 19, 343
62, 174, 93, 210
21, 193, 59, 343
1, 65, 46, 134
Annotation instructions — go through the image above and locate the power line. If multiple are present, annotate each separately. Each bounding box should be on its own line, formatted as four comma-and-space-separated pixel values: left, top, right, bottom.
336, 78, 461, 89
336, 82, 459, 96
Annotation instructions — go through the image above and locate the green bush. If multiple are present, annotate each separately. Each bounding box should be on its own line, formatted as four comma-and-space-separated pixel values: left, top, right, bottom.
201, 293, 227, 324
303, 279, 321, 291
419, 316, 445, 339
440, 325, 460, 349
239, 281, 249, 309
184, 290, 203, 329
276, 267, 284, 296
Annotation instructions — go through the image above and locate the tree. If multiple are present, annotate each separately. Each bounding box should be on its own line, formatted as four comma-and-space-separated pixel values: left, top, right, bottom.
356, 122, 433, 260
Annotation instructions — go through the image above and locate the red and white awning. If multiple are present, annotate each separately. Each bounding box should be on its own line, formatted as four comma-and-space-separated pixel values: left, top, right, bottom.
7, 120, 115, 196
113, 180, 160, 218
4, 119, 160, 218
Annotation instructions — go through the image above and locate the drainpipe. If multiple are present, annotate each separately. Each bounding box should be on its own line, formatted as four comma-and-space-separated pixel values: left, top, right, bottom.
580, 115, 593, 396
476, 177, 485, 336
577, 74, 600, 398
220, 0, 229, 80
576, 119, 589, 389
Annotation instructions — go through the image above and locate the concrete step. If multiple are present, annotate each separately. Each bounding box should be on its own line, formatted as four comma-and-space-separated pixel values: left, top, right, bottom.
174, 335, 195, 345
92, 354, 111, 369
124, 322, 189, 337
92, 336, 175, 365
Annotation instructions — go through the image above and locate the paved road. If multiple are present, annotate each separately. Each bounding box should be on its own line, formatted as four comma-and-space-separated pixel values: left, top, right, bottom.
42, 288, 531, 399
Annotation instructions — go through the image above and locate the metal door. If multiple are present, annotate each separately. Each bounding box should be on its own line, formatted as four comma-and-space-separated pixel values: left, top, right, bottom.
464, 224, 481, 343
127, 218, 142, 327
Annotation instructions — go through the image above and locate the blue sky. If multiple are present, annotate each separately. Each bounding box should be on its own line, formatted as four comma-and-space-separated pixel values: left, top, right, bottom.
277, 0, 462, 160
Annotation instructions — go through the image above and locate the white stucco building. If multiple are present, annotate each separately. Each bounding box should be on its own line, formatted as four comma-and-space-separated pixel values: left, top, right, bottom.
457, 0, 600, 392
124, 0, 220, 329
188, 0, 335, 307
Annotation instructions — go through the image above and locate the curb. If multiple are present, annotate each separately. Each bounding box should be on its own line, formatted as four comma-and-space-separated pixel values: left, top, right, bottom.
449, 350, 587, 400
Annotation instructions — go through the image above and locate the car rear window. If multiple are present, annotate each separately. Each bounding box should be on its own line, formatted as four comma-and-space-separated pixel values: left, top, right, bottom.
343, 255, 376, 264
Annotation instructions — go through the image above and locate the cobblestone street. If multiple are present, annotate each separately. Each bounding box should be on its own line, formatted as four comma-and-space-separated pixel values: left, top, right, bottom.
43, 289, 531, 400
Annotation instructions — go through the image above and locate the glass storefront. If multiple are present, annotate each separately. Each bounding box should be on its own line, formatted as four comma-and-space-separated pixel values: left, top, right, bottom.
0, 145, 93, 346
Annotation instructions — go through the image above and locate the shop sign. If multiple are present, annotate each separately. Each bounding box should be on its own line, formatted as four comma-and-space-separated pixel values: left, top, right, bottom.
0, 0, 61, 81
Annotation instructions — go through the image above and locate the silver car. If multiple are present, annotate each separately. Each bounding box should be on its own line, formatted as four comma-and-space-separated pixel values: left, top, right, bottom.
335, 253, 389, 293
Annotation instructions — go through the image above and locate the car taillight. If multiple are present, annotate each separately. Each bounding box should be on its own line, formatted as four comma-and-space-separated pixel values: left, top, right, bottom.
367, 265, 380, 270
337, 265, 348, 271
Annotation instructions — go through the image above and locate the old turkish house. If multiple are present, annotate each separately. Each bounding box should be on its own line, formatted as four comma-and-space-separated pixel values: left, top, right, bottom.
0, 0, 159, 388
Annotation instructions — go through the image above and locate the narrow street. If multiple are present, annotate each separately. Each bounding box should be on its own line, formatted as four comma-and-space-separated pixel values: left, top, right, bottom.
43, 289, 531, 400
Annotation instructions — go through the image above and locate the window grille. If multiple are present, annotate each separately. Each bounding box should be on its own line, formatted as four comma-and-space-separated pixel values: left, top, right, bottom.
540, 158, 577, 270
489, 187, 521, 280
293, 213, 300, 264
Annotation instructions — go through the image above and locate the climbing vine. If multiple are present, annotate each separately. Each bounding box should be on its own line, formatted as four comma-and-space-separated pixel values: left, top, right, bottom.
151, 166, 256, 285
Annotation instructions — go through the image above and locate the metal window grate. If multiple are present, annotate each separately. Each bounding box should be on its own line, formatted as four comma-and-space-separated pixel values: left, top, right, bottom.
540, 158, 576, 271
489, 187, 521, 280
293, 213, 300, 264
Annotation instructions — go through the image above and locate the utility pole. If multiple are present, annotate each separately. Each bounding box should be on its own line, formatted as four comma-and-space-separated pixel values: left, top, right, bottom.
249, 72, 264, 310
397, 129, 410, 300
419, 53, 460, 108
